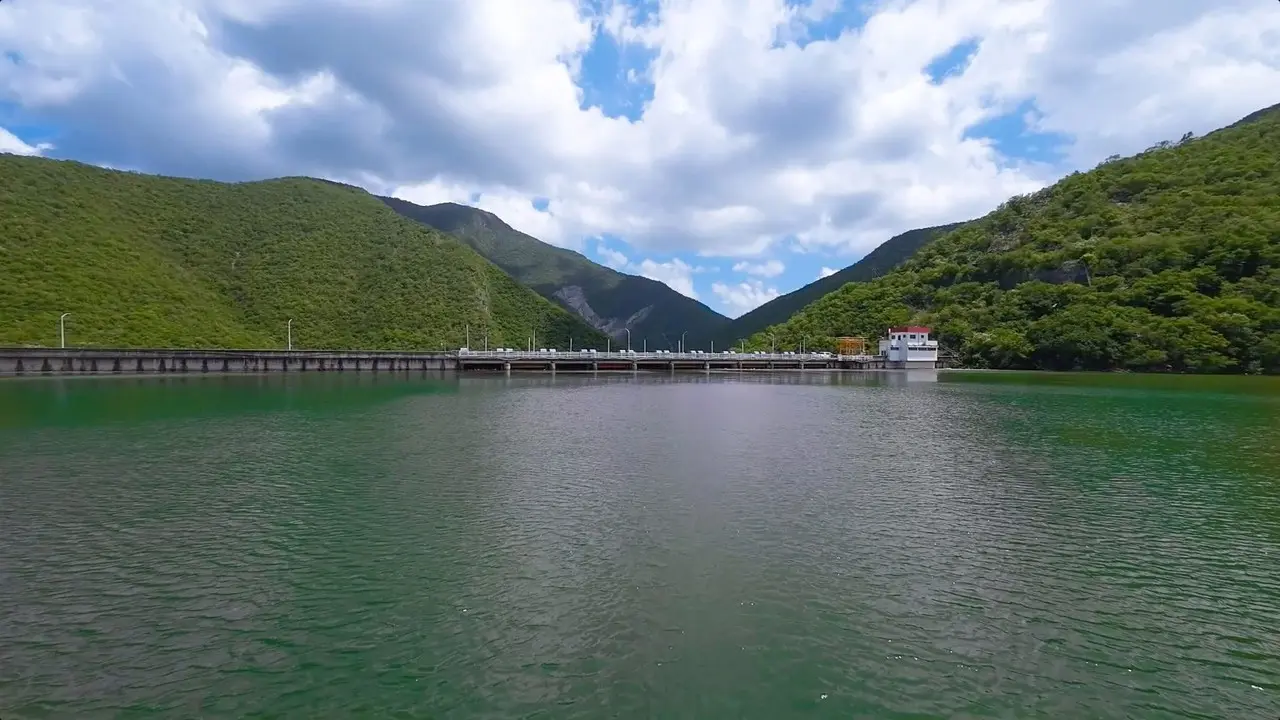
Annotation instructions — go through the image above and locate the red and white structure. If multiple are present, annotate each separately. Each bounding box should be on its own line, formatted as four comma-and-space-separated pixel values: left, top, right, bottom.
878, 326, 938, 369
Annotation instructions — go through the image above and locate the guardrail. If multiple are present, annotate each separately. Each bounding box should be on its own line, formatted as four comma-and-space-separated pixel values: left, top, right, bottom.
458, 350, 840, 362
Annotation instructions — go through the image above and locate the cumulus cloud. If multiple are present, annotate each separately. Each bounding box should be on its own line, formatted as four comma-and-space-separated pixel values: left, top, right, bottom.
1, 0, 1277, 267
636, 257, 702, 299
732, 259, 785, 278
818, 267, 838, 279
0, 127, 49, 155
594, 242, 706, 299
712, 280, 781, 318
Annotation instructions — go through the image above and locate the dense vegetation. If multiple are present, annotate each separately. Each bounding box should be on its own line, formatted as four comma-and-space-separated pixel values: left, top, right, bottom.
714, 222, 963, 347
382, 198, 730, 349
0, 155, 608, 350
747, 104, 1280, 374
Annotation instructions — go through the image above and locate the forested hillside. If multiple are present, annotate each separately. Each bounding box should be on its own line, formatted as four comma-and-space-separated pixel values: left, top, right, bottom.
747, 104, 1280, 373
714, 222, 963, 346
0, 155, 608, 350
382, 198, 730, 348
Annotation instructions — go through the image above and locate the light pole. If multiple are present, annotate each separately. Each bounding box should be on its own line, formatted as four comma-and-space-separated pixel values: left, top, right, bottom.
768, 333, 775, 354
607, 337, 611, 353
465, 324, 470, 350
59, 312, 70, 349
625, 328, 631, 352
711, 340, 715, 354
643, 338, 647, 352
287, 319, 293, 351
680, 330, 688, 354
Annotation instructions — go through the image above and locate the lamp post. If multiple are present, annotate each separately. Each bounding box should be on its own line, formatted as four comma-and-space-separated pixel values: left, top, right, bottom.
465, 324, 470, 350
768, 333, 776, 354
59, 312, 70, 349
680, 330, 688, 354
625, 328, 631, 352
287, 319, 293, 351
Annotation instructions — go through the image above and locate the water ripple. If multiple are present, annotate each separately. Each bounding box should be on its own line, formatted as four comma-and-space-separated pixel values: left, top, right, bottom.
1, 372, 1278, 718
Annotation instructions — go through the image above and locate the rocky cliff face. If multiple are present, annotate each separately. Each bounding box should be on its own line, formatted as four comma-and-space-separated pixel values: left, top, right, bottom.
553, 285, 654, 339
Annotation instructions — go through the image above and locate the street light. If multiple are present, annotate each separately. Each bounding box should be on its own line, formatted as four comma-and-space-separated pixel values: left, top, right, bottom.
625, 327, 631, 352
768, 333, 776, 354
59, 312, 70, 349
680, 330, 688, 354
287, 319, 293, 351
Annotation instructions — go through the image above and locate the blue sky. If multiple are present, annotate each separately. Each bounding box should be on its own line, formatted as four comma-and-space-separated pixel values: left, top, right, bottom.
2, 0, 1277, 317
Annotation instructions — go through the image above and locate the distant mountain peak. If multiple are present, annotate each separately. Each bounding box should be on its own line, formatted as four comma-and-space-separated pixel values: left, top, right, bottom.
381, 196, 729, 347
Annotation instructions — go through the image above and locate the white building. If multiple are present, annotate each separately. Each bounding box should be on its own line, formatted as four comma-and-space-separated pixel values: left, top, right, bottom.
878, 326, 939, 369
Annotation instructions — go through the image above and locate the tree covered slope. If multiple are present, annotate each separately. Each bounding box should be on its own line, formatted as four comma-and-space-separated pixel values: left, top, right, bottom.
0, 155, 607, 350
381, 198, 731, 349
746, 104, 1280, 373
714, 222, 963, 347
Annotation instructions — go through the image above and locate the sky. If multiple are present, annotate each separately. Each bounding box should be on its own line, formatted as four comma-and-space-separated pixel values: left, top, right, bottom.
1, 0, 1278, 318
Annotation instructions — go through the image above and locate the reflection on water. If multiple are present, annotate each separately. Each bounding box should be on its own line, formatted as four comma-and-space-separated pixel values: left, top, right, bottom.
0, 370, 1277, 718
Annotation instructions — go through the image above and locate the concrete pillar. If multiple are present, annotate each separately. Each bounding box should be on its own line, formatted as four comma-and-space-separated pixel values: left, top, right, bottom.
504, 361, 511, 376
631, 362, 638, 373
550, 361, 556, 375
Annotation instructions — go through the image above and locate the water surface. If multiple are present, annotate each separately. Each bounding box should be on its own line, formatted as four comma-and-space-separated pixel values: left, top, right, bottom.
1, 371, 1278, 718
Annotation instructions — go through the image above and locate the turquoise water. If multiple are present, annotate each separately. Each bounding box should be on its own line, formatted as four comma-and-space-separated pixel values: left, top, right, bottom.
1, 371, 1277, 718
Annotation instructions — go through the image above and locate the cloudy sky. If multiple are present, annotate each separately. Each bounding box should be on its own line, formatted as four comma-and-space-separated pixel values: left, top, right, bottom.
2, 0, 1278, 317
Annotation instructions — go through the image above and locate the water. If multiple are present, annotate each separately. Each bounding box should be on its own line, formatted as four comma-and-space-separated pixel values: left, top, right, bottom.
1, 371, 1278, 718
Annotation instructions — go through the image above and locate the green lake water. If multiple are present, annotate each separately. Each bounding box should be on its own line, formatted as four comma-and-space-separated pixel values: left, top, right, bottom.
1, 370, 1277, 718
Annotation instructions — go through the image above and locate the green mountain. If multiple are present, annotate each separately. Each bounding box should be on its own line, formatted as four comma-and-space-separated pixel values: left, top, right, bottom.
0, 154, 608, 350
714, 222, 963, 347
746, 103, 1280, 374
381, 197, 731, 349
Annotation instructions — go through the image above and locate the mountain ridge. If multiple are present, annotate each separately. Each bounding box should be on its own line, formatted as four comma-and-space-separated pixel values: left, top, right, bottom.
0, 154, 608, 350
743, 103, 1280, 373
714, 222, 966, 346
380, 196, 731, 349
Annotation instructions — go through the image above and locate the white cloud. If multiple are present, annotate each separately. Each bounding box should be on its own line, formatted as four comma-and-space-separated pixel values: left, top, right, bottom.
712, 280, 781, 318
636, 257, 701, 299
596, 244, 630, 271
0, 127, 50, 155
0, 0, 1277, 269
594, 243, 704, 299
818, 266, 838, 279
732, 259, 785, 278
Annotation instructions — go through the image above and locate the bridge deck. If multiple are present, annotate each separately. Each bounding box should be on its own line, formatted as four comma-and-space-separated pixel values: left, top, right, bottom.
0, 347, 890, 376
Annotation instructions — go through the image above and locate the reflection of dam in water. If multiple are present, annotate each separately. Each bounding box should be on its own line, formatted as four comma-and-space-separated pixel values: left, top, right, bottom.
0, 373, 459, 430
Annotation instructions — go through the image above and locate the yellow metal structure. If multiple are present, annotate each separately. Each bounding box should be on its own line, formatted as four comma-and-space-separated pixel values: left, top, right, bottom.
836, 336, 867, 356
